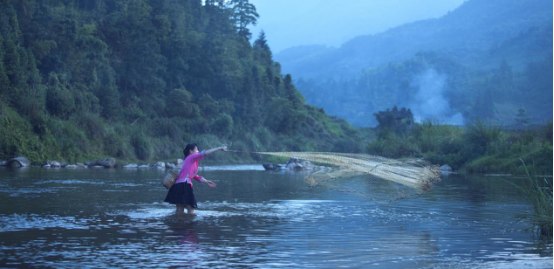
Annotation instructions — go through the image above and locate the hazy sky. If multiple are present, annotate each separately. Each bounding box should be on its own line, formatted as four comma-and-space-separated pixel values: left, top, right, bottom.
249, 0, 467, 53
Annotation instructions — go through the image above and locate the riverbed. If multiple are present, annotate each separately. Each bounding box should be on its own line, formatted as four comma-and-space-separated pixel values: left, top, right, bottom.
0, 166, 551, 268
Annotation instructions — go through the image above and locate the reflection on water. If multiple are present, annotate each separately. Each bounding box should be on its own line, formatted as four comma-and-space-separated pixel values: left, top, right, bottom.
0, 166, 551, 268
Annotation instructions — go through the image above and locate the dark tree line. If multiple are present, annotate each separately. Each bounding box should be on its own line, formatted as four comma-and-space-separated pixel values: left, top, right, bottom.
0, 0, 359, 162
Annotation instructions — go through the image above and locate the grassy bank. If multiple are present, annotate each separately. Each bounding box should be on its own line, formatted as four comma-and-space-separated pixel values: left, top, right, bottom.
516, 162, 553, 238
365, 120, 553, 175
0, 100, 360, 165
2, 100, 551, 174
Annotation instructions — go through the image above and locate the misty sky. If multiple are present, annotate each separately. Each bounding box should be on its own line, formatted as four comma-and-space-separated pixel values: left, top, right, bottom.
249, 0, 467, 53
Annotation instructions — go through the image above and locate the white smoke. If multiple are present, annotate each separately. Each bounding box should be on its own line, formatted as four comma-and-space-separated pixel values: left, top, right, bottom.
410, 69, 464, 125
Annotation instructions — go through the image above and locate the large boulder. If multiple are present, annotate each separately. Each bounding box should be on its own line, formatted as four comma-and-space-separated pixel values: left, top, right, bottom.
263, 163, 282, 170
96, 158, 116, 168
7, 157, 30, 168
124, 163, 138, 168
155, 162, 165, 168
284, 158, 304, 170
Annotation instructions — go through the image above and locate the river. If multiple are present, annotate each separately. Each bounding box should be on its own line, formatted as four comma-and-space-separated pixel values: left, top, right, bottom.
0, 166, 551, 268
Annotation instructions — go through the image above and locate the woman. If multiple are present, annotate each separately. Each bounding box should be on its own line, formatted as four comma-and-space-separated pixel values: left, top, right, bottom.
165, 143, 227, 215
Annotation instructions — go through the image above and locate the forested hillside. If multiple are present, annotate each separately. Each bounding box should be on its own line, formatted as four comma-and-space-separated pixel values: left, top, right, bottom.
276, 0, 553, 127
0, 0, 360, 163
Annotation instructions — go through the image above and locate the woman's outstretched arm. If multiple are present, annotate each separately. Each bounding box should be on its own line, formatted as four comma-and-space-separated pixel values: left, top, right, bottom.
204, 146, 227, 156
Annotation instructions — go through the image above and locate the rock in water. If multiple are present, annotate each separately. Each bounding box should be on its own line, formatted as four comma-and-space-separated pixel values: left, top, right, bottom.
440, 164, 452, 171
7, 157, 30, 168
263, 163, 282, 170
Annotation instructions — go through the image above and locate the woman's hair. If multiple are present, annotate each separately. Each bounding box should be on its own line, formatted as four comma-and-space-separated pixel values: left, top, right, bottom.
183, 143, 198, 160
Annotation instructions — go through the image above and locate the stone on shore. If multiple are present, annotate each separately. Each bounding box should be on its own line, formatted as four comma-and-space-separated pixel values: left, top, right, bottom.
7, 157, 31, 168
124, 163, 138, 168
165, 162, 176, 169
138, 165, 150, 168
65, 164, 77, 168
76, 163, 86, 168
155, 162, 165, 168
440, 164, 452, 174
96, 158, 116, 168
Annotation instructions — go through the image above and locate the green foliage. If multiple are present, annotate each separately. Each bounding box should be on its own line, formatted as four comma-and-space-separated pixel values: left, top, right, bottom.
463, 119, 503, 157
367, 118, 552, 174
230, 0, 259, 39
130, 130, 151, 161
45, 72, 75, 118
515, 161, 553, 238
166, 88, 200, 119
0, 0, 360, 165
374, 106, 414, 136
210, 114, 233, 138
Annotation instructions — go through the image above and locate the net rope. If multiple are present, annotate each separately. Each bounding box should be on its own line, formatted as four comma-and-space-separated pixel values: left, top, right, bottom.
231, 150, 441, 204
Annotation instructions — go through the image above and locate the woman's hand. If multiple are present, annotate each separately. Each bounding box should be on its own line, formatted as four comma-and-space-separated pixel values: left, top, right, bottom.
220, 146, 228, 151
206, 180, 217, 188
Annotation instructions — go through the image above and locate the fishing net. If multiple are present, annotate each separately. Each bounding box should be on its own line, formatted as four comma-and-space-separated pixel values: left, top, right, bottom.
248, 151, 441, 204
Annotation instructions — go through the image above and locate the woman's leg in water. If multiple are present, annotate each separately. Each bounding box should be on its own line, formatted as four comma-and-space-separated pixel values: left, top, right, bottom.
185, 205, 195, 215
176, 204, 185, 215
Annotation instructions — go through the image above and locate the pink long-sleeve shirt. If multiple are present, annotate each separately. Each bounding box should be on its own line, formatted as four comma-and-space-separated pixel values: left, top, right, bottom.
174, 150, 205, 186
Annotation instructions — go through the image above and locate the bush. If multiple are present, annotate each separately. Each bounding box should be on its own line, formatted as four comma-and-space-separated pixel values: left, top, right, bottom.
516, 162, 553, 238
210, 114, 233, 138
463, 119, 503, 157
45, 73, 75, 119
131, 131, 152, 161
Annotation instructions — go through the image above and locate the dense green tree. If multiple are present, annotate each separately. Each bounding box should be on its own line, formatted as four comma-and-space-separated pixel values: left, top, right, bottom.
45, 72, 75, 119
0, 36, 10, 99
230, 0, 258, 39
166, 88, 200, 119
253, 30, 272, 66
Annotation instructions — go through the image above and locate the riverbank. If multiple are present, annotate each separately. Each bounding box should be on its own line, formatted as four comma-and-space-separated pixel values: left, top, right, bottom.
364, 121, 553, 175
2, 117, 551, 175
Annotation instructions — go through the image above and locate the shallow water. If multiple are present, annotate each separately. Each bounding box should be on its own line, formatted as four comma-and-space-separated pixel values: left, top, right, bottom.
0, 166, 551, 268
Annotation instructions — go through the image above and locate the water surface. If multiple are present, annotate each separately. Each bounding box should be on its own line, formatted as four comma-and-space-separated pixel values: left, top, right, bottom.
0, 166, 551, 268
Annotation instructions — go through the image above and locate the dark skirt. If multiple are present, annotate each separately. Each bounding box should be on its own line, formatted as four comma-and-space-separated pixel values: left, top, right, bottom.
164, 182, 197, 208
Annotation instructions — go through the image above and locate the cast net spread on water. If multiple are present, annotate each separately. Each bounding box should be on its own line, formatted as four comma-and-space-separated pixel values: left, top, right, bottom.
241, 151, 441, 204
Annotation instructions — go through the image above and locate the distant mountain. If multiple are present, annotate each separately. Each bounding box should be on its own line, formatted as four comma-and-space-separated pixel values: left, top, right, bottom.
275, 0, 552, 80
274, 0, 553, 127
